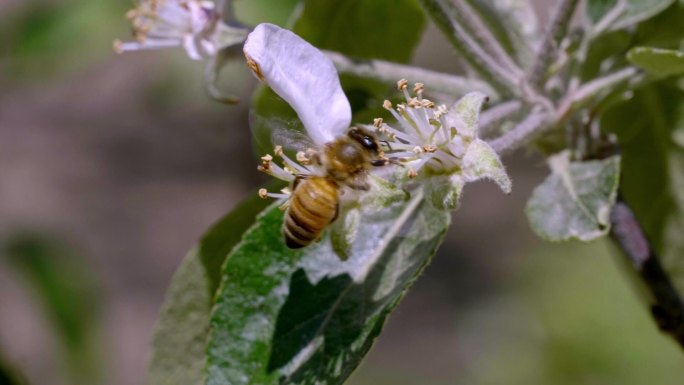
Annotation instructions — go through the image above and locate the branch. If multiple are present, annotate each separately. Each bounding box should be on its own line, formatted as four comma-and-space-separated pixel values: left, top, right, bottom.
417, 0, 520, 97
325, 51, 496, 98
487, 110, 551, 155
557, 67, 640, 120
610, 200, 684, 349
448, 1, 524, 79
479, 100, 523, 137
529, 0, 580, 88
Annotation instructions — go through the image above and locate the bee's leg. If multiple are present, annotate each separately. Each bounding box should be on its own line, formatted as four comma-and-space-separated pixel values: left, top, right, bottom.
379, 140, 393, 151
292, 174, 309, 190
331, 201, 340, 223
371, 158, 404, 167
347, 179, 370, 191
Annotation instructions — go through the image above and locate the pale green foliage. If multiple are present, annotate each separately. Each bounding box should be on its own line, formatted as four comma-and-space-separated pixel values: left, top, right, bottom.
206, 195, 450, 385
148, 248, 211, 385
627, 46, 684, 76
587, 0, 674, 30
526, 152, 621, 241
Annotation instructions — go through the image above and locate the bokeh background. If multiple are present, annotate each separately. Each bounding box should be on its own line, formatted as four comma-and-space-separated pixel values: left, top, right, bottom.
1, 1, 683, 384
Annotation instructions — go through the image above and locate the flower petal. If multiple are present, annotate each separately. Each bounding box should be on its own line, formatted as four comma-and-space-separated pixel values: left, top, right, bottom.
462, 139, 512, 194
243, 23, 351, 145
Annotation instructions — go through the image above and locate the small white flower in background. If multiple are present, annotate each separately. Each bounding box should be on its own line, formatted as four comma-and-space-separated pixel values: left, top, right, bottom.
114, 0, 248, 61
243, 23, 511, 210
370, 82, 512, 209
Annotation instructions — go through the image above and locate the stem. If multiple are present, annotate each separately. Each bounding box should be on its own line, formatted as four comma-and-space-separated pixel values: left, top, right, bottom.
325, 51, 497, 98
529, 0, 580, 89
449, 1, 524, 79
417, 0, 520, 97
487, 109, 551, 154
610, 200, 684, 349
591, 0, 628, 36
558, 67, 640, 120
479, 100, 523, 137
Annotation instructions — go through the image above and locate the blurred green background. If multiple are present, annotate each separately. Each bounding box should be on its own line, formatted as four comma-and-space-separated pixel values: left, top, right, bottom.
1, 1, 683, 384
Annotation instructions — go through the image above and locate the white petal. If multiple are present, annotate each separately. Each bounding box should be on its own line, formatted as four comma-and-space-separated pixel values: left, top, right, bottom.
243, 23, 351, 145
462, 139, 512, 194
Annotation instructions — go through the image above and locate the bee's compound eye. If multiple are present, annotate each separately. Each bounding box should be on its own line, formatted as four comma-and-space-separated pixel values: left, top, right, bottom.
349, 127, 379, 151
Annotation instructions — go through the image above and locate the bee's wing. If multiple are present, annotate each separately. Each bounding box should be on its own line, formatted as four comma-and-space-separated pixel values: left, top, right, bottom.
250, 113, 316, 153
244, 23, 351, 145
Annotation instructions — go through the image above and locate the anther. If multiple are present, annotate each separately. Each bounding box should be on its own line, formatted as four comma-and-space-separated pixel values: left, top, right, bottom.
258, 188, 268, 199
421, 99, 435, 109
112, 40, 124, 54
274, 145, 283, 157
373, 118, 383, 128
413, 83, 425, 94
413, 146, 423, 154
245, 54, 264, 81
423, 144, 438, 153
397, 78, 409, 90
408, 97, 422, 108
383, 100, 393, 110
407, 169, 418, 178
296, 151, 310, 165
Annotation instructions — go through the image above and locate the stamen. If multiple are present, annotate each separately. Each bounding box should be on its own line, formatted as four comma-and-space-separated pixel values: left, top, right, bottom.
397, 79, 409, 90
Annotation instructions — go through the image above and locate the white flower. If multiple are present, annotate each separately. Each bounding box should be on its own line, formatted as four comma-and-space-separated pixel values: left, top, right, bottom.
242, 23, 511, 210
371, 81, 512, 209
243, 23, 354, 198
244, 23, 352, 146
113, 0, 248, 60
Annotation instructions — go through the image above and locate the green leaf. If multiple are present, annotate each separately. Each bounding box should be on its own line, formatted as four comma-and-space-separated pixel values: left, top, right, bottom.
251, 0, 427, 156
526, 152, 621, 242
206, 191, 450, 385
3, 233, 102, 384
627, 46, 684, 76
147, 194, 269, 385
587, 0, 674, 31
464, 0, 538, 67
292, 0, 426, 63
599, 82, 684, 291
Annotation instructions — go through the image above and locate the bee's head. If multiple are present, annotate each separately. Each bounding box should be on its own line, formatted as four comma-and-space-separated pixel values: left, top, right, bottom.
347, 127, 379, 153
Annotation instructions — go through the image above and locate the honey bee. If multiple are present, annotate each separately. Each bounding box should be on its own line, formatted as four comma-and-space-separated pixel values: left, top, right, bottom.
283, 127, 392, 249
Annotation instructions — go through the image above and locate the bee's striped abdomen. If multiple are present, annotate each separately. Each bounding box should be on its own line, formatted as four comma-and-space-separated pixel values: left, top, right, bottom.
284, 177, 338, 249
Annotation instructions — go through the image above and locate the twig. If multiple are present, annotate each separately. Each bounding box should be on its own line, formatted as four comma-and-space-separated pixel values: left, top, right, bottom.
325, 51, 496, 98
591, 0, 628, 36
448, 1, 524, 79
487, 109, 551, 154
417, 0, 520, 97
479, 100, 523, 137
529, 0, 580, 88
610, 200, 684, 349
557, 67, 640, 120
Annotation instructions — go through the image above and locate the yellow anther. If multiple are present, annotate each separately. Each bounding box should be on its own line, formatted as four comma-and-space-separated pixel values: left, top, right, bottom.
413, 83, 425, 94
261, 154, 273, 162
412, 146, 423, 154
423, 144, 438, 153
421, 99, 435, 109
245, 54, 264, 81
397, 78, 409, 90
373, 118, 383, 128
296, 151, 310, 165
258, 188, 268, 199
274, 145, 283, 156
112, 40, 124, 54
407, 169, 418, 178
383, 100, 393, 110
